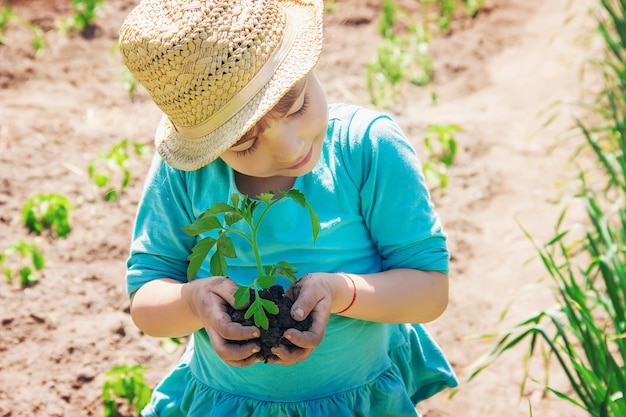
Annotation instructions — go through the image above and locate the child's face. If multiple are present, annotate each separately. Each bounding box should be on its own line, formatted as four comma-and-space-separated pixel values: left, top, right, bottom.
220, 73, 328, 179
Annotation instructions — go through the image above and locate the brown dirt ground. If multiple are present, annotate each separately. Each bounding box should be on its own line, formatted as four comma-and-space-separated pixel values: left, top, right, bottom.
0, 0, 602, 415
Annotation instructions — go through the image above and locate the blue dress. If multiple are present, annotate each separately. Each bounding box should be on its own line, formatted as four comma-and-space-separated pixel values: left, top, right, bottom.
127, 104, 458, 416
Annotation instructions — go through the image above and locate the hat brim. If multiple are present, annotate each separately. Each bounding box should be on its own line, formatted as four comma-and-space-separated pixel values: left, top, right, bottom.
154, 0, 323, 171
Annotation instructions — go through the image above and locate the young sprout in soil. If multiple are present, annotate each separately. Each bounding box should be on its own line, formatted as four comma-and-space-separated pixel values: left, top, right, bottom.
22, 193, 74, 238
58, 0, 104, 38
0, 6, 46, 57
0, 240, 45, 286
183, 189, 320, 331
102, 363, 152, 417
421, 123, 459, 192
87, 139, 150, 202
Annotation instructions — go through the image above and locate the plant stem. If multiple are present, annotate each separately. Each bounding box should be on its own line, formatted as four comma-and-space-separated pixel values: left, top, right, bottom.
249, 199, 279, 277
245, 217, 265, 277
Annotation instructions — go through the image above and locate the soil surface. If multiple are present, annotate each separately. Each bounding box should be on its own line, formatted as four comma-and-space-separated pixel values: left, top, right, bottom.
0, 0, 600, 416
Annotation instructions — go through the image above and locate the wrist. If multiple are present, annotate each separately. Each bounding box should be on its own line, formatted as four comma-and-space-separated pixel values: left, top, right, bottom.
331, 273, 357, 315
182, 279, 203, 318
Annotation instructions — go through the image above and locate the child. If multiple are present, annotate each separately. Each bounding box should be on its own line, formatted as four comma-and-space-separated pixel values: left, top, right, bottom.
119, 0, 458, 415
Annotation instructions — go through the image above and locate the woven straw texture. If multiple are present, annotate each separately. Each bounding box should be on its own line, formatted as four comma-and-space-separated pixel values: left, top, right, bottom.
119, 0, 323, 171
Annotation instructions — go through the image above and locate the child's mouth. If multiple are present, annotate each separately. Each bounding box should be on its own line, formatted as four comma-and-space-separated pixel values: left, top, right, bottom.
286, 146, 313, 170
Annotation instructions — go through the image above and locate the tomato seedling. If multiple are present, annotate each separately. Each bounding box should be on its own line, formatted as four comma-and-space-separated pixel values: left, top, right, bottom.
0, 240, 45, 286
183, 189, 319, 330
102, 363, 152, 417
88, 139, 150, 202
22, 193, 74, 238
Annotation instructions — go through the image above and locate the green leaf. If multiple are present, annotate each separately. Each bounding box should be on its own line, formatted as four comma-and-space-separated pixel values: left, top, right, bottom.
121, 169, 131, 188
234, 286, 251, 309
244, 299, 260, 320
160, 337, 183, 354
245, 300, 270, 329
133, 142, 150, 157
256, 274, 276, 289
186, 236, 217, 280
276, 260, 298, 282
104, 189, 118, 201
254, 310, 269, 330
307, 204, 320, 243
260, 298, 279, 315
224, 212, 243, 227
22, 210, 43, 234
256, 192, 274, 203
55, 220, 71, 238
263, 264, 276, 276
241, 199, 260, 220
209, 251, 227, 276
19, 266, 36, 285
204, 202, 236, 216
182, 216, 222, 236
217, 234, 237, 258
94, 173, 109, 187
102, 362, 152, 416
31, 251, 45, 270
283, 188, 306, 206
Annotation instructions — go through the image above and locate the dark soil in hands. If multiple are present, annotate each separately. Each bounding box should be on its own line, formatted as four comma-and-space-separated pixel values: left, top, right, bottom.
227, 285, 312, 362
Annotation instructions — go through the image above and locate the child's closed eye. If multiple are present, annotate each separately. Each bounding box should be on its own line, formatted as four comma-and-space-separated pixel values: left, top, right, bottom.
288, 94, 309, 118
234, 139, 259, 157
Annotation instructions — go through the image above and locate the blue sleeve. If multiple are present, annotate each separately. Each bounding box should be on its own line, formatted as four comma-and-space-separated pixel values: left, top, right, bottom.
126, 154, 197, 296
343, 108, 449, 273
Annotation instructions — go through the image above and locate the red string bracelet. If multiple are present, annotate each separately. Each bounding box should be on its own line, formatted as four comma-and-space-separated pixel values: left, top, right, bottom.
334, 273, 357, 314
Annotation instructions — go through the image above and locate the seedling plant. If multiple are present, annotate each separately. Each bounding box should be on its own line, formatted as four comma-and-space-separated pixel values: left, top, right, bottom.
22, 193, 74, 238
101, 363, 152, 417
110, 41, 141, 100
0, 6, 46, 57
421, 0, 484, 33
0, 240, 45, 286
58, 0, 104, 37
183, 189, 319, 332
421, 124, 459, 192
88, 139, 150, 202
366, 0, 433, 108
367, 0, 485, 108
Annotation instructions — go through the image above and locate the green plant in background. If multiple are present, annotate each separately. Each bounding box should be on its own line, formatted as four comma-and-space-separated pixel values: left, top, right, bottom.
88, 139, 150, 202
367, 0, 434, 108
0, 6, 46, 57
102, 363, 152, 417
110, 41, 141, 100
0, 241, 45, 286
324, 0, 338, 13
160, 337, 185, 354
183, 189, 319, 330
21, 193, 74, 238
58, 0, 104, 37
462, 1, 626, 416
119, 67, 140, 99
421, 0, 485, 33
421, 124, 459, 191
367, 0, 485, 108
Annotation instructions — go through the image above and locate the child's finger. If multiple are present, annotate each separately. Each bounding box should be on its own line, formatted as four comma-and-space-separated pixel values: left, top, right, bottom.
269, 345, 312, 365
217, 320, 261, 341
283, 304, 329, 349
287, 275, 326, 321
207, 327, 261, 367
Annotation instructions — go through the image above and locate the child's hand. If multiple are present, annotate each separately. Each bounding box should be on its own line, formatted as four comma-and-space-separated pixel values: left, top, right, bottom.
268, 273, 334, 365
188, 276, 262, 367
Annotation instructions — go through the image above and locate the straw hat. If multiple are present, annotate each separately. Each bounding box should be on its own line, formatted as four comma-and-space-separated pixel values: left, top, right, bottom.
119, 0, 323, 171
